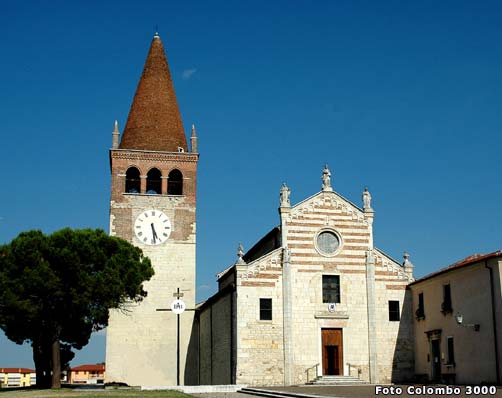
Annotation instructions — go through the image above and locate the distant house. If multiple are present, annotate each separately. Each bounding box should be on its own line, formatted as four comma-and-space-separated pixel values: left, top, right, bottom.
409, 251, 502, 384
68, 364, 105, 384
0, 368, 36, 387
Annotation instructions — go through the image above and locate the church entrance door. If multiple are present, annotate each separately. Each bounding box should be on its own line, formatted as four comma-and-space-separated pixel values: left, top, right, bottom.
322, 328, 343, 375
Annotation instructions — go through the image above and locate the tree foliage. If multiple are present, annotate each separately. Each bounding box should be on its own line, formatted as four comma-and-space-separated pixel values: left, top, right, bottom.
0, 228, 154, 388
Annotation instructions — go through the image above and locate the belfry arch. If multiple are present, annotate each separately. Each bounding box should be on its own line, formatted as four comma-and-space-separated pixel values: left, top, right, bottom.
168, 169, 183, 195
146, 168, 162, 194
125, 167, 140, 193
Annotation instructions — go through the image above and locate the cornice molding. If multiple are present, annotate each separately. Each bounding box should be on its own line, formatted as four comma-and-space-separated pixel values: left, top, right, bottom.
110, 150, 198, 163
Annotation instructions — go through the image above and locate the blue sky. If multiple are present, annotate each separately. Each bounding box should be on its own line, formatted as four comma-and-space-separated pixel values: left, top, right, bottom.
1, 0, 501, 368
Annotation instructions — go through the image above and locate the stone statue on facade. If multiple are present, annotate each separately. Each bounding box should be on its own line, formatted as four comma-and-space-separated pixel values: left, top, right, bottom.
402, 252, 414, 268
283, 246, 291, 263
321, 164, 333, 192
362, 186, 372, 210
236, 243, 246, 265
280, 182, 291, 207
403, 252, 414, 278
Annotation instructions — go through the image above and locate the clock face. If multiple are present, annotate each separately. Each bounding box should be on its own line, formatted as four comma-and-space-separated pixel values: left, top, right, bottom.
134, 209, 172, 245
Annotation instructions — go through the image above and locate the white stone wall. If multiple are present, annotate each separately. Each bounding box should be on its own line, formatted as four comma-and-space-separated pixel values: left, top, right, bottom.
235, 249, 285, 386
373, 250, 414, 383
232, 191, 413, 386
106, 195, 196, 386
284, 192, 372, 384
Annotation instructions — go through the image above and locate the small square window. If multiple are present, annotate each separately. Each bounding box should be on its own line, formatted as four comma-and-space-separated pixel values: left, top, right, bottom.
260, 298, 272, 320
389, 300, 400, 321
322, 275, 340, 303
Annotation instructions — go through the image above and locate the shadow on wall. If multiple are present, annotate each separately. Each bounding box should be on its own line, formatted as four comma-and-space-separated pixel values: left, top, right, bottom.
391, 288, 415, 383
191, 291, 235, 386
185, 317, 199, 385
491, 264, 502, 385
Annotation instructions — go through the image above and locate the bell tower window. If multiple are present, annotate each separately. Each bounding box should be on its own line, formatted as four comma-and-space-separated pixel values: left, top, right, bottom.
125, 167, 140, 193
146, 168, 162, 194
168, 169, 183, 195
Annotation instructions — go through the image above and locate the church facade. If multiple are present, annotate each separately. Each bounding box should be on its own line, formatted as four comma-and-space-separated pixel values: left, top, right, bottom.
105, 34, 415, 387
198, 170, 415, 386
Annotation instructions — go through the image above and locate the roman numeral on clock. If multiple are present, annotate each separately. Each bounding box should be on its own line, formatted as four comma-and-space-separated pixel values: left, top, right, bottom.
135, 209, 171, 245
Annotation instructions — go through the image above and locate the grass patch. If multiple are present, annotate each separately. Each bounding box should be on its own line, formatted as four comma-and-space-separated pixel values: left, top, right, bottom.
0, 388, 193, 398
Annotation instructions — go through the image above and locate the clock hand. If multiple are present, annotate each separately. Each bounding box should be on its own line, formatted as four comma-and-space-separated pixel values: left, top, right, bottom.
151, 223, 159, 243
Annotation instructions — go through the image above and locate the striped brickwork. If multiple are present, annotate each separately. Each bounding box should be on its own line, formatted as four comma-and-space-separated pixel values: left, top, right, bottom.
233, 190, 414, 386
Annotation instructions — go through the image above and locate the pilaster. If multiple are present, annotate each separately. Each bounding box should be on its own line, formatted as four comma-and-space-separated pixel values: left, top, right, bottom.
278, 182, 292, 385
365, 209, 374, 250
363, 187, 374, 250
366, 250, 378, 383
282, 246, 293, 385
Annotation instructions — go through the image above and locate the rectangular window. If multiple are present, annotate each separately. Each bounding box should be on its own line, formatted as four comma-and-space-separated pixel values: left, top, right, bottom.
322, 275, 340, 303
446, 336, 455, 365
388, 300, 400, 321
442, 284, 452, 314
416, 292, 425, 319
260, 298, 272, 320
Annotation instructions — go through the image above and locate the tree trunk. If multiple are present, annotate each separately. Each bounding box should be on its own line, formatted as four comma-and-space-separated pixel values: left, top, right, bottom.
51, 339, 61, 388
33, 338, 51, 388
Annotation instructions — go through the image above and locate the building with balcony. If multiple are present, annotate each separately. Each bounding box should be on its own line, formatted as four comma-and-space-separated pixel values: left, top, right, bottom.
68, 364, 105, 384
0, 368, 36, 387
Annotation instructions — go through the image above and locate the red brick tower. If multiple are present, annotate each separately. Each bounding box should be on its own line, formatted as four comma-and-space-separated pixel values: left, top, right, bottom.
106, 33, 198, 387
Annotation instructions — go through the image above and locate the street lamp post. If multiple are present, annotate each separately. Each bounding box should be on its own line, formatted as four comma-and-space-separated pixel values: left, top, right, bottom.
455, 312, 480, 331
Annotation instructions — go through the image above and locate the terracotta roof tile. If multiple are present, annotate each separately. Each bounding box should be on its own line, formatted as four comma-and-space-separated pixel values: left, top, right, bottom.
119, 34, 187, 152
410, 250, 502, 285
70, 364, 105, 372
0, 368, 35, 373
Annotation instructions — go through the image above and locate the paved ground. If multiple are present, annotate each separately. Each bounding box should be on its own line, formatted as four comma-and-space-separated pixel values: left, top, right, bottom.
193, 394, 259, 398
194, 384, 502, 398
259, 384, 502, 398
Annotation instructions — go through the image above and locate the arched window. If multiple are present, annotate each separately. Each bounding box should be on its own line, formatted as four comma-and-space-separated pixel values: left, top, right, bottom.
168, 169, 183, 195
125, 167, 140, 193
146, 168, 162, 194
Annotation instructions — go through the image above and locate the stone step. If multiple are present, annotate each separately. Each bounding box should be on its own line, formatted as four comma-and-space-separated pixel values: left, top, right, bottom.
239, 388, 326, 398
315, 376, 361, 380
309, 375, 367, 385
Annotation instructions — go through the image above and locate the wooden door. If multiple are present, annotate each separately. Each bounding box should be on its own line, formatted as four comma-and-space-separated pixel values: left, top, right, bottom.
322, 328, 343, 375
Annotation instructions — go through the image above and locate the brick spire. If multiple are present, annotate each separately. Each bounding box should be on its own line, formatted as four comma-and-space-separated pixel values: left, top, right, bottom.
119, 33, 187, 152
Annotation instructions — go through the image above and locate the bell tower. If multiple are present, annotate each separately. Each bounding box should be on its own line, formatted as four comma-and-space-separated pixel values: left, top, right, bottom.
105, 33, 198, 386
